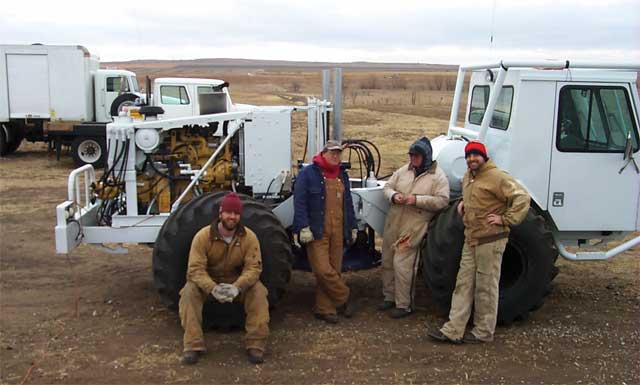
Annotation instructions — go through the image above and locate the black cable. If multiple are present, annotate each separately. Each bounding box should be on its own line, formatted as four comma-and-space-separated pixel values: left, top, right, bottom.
262, 177, 277, 202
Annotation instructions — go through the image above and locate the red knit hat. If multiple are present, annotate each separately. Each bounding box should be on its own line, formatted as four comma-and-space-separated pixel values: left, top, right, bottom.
464, 141, 488, 160
220, 192, 243, 214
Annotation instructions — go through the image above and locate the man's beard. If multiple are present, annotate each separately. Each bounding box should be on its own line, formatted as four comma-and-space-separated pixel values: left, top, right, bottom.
221, 217, 238, 231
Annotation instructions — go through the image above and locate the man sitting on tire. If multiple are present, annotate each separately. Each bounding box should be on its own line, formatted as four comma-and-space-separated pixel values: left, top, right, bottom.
179, 192, 269, 365
429, 141, 530, 344
379, 137, 449, 318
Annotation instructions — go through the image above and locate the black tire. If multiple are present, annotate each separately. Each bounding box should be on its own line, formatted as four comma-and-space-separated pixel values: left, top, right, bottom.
110, 93, 138, 117
71, 136, 107, 168
0, 124, 24, 156
422, 204, 558, 324
0, 124, 7, 156
6, 125, 24, 154
152, 192, 293, 329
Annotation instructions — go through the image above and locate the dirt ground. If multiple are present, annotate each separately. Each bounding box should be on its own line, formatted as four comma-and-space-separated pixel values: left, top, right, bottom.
1, 142, 639, 385
1, 71, 640, 384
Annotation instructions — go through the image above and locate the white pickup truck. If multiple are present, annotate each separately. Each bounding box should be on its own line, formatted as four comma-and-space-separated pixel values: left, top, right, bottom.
0, 44, 232, 166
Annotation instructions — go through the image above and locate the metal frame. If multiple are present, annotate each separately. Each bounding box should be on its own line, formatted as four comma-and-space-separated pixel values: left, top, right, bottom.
448, 60, 640, 141
55, 99, 337, 254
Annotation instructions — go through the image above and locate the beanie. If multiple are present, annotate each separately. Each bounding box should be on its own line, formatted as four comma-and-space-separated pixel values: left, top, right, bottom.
464, 141, 488, 161
220, 192, 243, 214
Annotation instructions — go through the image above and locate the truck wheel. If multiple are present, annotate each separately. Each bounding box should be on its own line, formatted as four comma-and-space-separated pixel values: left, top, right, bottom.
110, 93, 138, 117
0, 124, 7, 156
0, 124, 24, 155
7, 125, 25, 154
71, 136, 106, 168
152, 192, 293, 329
422, 204, 558, 325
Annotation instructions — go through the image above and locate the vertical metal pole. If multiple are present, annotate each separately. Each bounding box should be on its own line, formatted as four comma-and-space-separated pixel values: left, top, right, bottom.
448, 67, 466, 134
307, 99, 317, 162
332, 68, 343, 142
322, 70, 331, 102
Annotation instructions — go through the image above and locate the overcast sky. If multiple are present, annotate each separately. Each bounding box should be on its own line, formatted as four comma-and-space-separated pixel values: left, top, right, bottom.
2, 0, 639, 64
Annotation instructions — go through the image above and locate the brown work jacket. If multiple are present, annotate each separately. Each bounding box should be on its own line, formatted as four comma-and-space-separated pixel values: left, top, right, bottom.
186, 222, 262, 294
461, 160, 531, 245
383, 162, 450, 250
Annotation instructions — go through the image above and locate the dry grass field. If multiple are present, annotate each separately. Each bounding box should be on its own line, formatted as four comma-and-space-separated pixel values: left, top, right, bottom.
1, 64, 639, 385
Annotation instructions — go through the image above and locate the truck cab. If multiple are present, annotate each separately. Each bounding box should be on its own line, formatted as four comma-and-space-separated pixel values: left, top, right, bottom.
93, 69, 141, 122
153, 78, 233, 119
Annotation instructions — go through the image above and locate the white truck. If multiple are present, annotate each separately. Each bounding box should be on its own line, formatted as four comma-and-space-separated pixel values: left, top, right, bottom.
54, 60, 639, 328
0, 44, 232, 166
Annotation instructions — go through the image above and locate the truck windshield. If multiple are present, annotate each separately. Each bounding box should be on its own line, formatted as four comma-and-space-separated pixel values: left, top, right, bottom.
130, 76, 140, 92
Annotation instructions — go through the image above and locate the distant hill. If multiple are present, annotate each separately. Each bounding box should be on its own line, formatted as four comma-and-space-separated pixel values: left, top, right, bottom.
103, 58, 458, 72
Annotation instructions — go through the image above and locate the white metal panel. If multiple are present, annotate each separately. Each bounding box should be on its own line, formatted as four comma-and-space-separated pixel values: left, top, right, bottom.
243, 110, 292, 194
548, 82, 640, 231
47, 47, 91, 121
0, 49, 8, 122
502, 80, 556, 209
7, 54, 50, 118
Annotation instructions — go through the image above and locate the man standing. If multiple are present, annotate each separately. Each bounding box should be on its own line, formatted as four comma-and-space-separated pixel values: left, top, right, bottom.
429, 141, 530, 344
293, 140, 357, 324
380, 137, 450, 318
179, 192, 269, 365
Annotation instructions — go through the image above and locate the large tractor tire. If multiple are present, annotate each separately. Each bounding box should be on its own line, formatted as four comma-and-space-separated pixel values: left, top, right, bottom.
71, 136, 107, 168
152, 192, 293, 329
422, 203, 558, 325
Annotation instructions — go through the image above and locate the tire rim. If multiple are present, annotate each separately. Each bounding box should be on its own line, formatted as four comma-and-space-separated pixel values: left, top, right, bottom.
78, 139, 102, 164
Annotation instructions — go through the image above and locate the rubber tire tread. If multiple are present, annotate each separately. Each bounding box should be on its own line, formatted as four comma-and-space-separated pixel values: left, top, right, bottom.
5, 125, 24, 154
0, 125, 7, 156
422, 203, 558, 324
152, 192, 292, 329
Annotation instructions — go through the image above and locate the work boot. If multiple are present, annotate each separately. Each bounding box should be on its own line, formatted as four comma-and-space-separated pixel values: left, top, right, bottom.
314, 313, 339, 324
247, 348, 264, 364
428, 329, 462, 345
377, 300, 395, 311
463, 332, 484, 344
389, 307, 413, 319
182, 350, 199, 365
338, 293, 354, 318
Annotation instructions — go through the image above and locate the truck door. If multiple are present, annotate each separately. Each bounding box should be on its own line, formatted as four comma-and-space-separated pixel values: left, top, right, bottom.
548, 83, 640, 232
6, 54, 50, 118
104, 76, 130, 114
157, 85, 192, 119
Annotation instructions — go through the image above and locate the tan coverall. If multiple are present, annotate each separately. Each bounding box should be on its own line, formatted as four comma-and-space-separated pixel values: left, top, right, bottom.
179, 223, 269, 352
306, 178, 350, 316
441, 160, 530, 341
382, 162, 450, 310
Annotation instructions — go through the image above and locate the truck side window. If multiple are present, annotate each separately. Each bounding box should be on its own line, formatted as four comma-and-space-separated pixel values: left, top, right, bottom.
107, 77, 129, 92
557, 86, 639, 152
160, 86, 190, 105
468, 85, 514, 130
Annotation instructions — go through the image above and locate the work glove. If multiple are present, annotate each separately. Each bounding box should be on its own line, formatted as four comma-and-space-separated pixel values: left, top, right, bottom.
299, 227, 314, 244
211, 284, 240, 303
348, 228, 358, 246
219, 283, 240, 302
211, 285, 228, 303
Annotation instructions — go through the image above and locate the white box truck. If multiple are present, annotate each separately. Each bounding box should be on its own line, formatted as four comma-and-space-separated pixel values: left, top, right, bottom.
0, 44, 141, 165
0, 44, 232, 166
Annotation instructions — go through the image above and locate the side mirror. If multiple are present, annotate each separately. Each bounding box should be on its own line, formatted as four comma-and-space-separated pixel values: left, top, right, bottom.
623, 131, 633, 161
